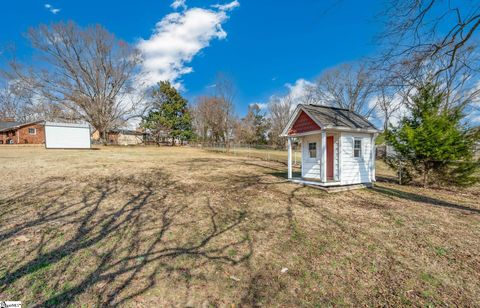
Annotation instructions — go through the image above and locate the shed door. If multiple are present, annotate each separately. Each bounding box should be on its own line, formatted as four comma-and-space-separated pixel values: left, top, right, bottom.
326, 136, 334, 180
302, 136, 321, 179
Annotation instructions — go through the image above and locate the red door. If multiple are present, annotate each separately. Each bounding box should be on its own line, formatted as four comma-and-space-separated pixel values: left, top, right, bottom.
326, 136, 334, 180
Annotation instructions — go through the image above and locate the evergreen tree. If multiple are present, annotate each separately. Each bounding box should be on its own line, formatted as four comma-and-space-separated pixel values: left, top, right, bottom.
142, 81, 193, 145
386, 83, 479, 187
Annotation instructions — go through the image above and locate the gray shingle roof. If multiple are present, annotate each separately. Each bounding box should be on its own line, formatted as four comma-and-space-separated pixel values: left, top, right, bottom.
110, 129, 145, 135
301, 104, 378, 130
0, 120, 45, 132
0, 121, 22, 130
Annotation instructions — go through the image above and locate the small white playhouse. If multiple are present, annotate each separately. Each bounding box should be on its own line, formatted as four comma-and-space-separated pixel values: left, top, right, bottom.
281, 104, 379, 188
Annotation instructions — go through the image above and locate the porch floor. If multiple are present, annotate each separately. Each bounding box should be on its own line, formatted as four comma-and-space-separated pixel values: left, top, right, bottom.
289, 177, 373, 193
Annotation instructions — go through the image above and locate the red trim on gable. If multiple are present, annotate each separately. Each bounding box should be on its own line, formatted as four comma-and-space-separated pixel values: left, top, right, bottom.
288, 111, 321, 135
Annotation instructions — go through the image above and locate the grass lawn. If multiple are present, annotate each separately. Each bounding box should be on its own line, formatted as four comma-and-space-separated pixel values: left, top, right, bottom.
0, 146, 479, 307
199, 144, 302, 164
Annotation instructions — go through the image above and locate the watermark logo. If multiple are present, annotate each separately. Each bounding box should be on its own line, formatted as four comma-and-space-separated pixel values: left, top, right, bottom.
0, 302, 21, 308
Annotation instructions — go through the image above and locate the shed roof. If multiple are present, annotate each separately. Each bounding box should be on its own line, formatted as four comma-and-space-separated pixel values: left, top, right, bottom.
301, 104, 377, 130
45, 122, 90, 129
281, 104, 379, 136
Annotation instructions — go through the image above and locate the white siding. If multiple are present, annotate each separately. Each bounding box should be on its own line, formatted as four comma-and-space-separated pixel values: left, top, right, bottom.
340, 132, 373, 185
45, 122, 91, 149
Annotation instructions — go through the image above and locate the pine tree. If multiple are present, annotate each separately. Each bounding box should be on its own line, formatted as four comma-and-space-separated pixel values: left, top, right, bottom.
386, 83, 479, 187
142, 81, 193, 145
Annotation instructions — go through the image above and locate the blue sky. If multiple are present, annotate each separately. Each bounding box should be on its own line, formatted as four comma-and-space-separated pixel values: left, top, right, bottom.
1, 0, 385, 116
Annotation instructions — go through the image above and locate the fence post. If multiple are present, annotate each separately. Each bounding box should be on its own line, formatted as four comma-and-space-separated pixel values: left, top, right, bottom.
398, 160, 402, 185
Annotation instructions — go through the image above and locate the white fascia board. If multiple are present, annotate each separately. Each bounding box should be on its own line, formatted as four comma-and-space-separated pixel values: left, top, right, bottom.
323, 126, 380, 134
284, 130, 323, 137
280, 105, 302, 137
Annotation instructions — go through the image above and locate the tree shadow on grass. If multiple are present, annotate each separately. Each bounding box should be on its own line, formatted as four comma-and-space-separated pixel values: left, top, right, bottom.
257, 158, 480, 216
372, 185, 480, 215
267, 171, 302, 180
0, 168, 253, 307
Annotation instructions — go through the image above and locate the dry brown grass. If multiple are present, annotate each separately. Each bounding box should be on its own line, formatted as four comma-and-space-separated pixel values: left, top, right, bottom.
0, 146, 479, 307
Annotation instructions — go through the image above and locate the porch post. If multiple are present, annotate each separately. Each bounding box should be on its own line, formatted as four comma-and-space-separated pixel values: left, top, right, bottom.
371, 133, 377, 182
338, 133, 342, 182
321, 131, 327, 182
287, 137, 293, 179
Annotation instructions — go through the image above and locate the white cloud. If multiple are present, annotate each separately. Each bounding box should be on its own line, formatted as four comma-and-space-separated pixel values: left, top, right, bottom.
259, 79, 316, 116
44, 3, 60, 14
284, 79, 315, 104
367, 93, 409, 128
137, 1, 239, 89
211, 0, 240, 11
170, 0, 187, 10
250, 102, 268, 110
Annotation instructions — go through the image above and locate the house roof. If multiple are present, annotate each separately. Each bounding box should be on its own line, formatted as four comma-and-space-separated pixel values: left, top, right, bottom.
302, 104, 377, 130
110, 129, 145, 135
0, 120, 44, 133
282, 104, 379, 136
0, 121, 23, 130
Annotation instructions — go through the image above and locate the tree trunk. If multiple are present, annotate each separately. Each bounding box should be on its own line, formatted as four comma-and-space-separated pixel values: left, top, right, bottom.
102, 130, 108, 146
423, 162, 429, 188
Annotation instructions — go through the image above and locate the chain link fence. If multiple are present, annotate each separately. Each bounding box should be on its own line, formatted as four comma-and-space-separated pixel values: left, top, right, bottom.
190, 142, 302, 165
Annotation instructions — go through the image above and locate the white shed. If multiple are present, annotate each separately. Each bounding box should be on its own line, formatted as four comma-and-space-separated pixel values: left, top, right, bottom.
45, 122, 91, 149
281, 104, 379, 188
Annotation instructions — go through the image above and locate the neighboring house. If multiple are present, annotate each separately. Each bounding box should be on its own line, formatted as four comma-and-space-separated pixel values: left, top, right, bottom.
0, 118, 91, 148
92, 129, 146, 145
281, 104, 379, 188
0, 118, 45, 145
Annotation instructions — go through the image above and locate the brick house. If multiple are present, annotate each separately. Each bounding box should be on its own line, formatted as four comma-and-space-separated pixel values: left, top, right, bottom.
92, 128, 148, 145
0, 118, 46, 145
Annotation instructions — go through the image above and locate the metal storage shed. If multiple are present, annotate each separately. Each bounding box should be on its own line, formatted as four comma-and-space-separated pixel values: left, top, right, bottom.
45, 122, 91, 149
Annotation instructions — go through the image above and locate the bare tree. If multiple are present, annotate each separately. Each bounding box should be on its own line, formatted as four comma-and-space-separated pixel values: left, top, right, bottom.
373, 87, 404, 131
379, 0, 480, 77
0, 82, 28, 121
213, 73, 237, 150
376, 0, 480, 116
4, 21, 142, 143
0, 79, 71, 122
310, 62, 377, 117
192, 95, 236, 144
268, 94, 293, 148
191, 96, 210, 142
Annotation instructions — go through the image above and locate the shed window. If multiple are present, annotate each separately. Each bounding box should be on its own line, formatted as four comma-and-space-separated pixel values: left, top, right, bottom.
353, 139, 362, 158
28, 128, 36, 135
308, 142, 317, 158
